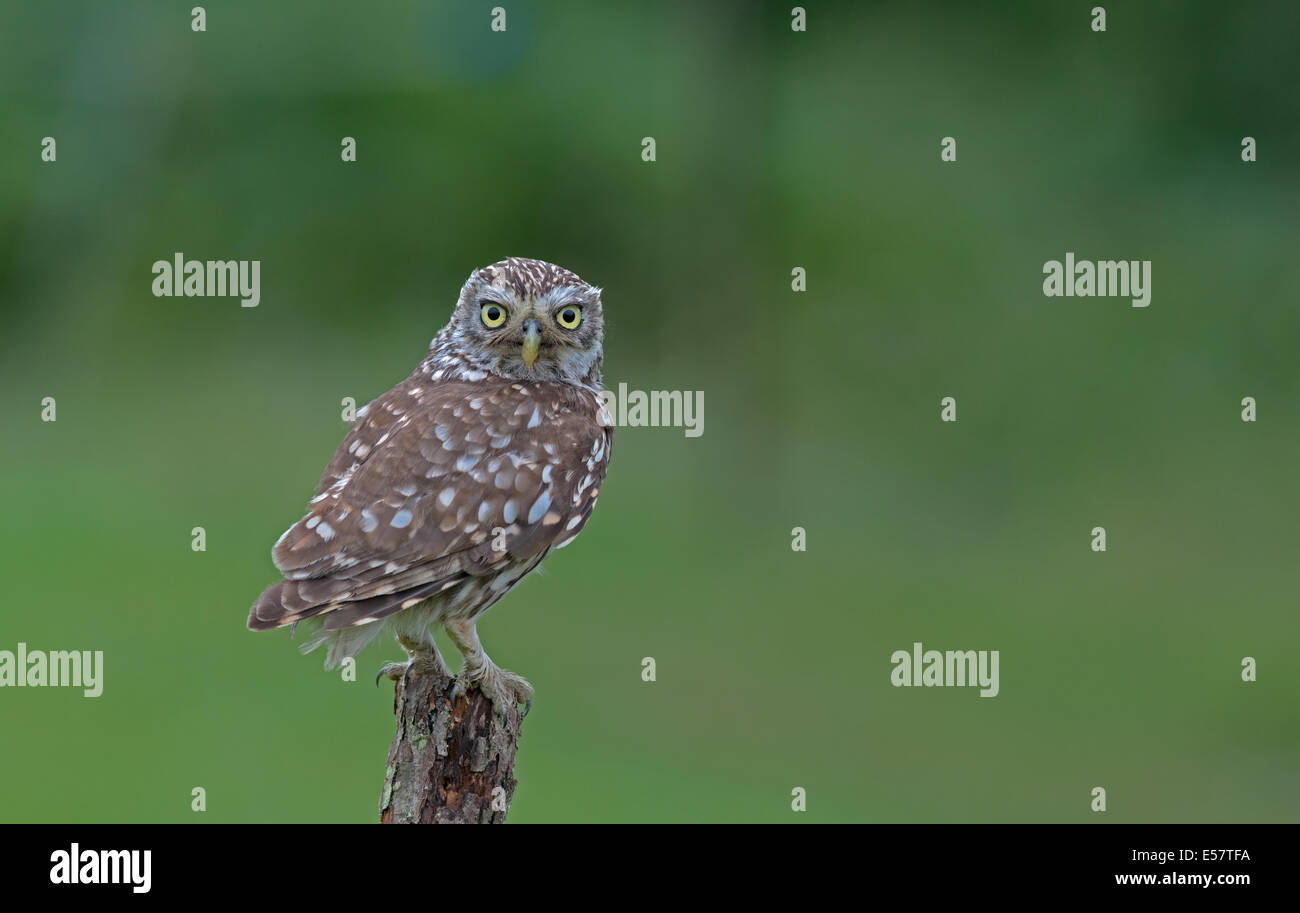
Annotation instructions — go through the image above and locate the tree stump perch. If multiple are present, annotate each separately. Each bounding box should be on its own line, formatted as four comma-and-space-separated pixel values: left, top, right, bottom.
379, 665, 524, 823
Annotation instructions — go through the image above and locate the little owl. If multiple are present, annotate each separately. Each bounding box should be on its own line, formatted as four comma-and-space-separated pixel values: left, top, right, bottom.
248, 257, 613, 716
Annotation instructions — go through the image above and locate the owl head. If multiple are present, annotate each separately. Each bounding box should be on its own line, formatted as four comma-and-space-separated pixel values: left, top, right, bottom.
447, 257, 604, 387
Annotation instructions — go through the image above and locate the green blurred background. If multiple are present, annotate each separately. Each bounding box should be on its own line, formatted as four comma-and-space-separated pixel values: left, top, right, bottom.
1, 1, 1297, 823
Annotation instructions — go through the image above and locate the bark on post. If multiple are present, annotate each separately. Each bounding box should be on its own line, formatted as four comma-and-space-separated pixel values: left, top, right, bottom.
379, 666, 523, 823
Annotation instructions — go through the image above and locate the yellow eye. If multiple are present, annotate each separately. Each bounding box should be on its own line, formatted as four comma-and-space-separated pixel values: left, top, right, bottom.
480, 302, 507, 328
555, 305, 582, 329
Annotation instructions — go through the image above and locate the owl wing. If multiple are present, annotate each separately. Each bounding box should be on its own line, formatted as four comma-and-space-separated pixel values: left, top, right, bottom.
247, 377, 612, 631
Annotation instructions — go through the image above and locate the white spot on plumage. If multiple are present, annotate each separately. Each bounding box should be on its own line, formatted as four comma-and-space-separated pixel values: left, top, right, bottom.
361, 509, 378, 532
503, 499, 519, 524
391, 509, 412, 529
528, 490, 551, 523
437, 487, 455, 508
317, 521, 336, 541
527, 406, 541, 429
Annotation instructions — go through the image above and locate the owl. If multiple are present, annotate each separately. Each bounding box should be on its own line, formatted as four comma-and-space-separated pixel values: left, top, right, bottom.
248, 257, 613, 716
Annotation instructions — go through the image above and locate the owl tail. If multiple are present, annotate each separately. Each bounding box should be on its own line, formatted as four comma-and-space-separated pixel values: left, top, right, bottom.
247, 575, 461, 634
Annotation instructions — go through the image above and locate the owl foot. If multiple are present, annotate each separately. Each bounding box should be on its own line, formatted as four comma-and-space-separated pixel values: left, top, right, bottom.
375, 661, 410, 686
449, 664, 533, 726
374, 650, 449, 686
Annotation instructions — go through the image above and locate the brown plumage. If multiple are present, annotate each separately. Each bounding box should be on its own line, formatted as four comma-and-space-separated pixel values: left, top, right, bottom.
248, 257, 612, 712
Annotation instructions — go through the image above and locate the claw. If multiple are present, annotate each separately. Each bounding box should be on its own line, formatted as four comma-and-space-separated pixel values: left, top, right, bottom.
449, 679, 465, 706
522, 698, 532, 718
375, 660, 409, 687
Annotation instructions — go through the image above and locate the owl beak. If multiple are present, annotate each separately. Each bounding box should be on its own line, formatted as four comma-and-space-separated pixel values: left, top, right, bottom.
520, 321, 542, 368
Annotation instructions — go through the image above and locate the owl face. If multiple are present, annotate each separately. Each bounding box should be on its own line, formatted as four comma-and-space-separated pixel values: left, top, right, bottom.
448, 258, 604, 387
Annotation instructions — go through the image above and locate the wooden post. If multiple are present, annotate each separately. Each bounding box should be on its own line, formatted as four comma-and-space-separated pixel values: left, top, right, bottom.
379, 666, 523, 824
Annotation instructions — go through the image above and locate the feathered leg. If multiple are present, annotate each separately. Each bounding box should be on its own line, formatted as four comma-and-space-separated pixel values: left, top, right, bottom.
375, 630, 449, 685
444, 618, 533, 720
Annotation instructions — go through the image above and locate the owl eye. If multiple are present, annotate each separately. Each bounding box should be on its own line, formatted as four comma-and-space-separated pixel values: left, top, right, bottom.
480, 302, 507, 328
555, 305, 582, 329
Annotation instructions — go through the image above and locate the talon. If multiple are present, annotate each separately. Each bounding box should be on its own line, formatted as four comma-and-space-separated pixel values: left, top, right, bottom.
375, 661, 409, 686
449, 680, 465, 706
522, 698, 532, 718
